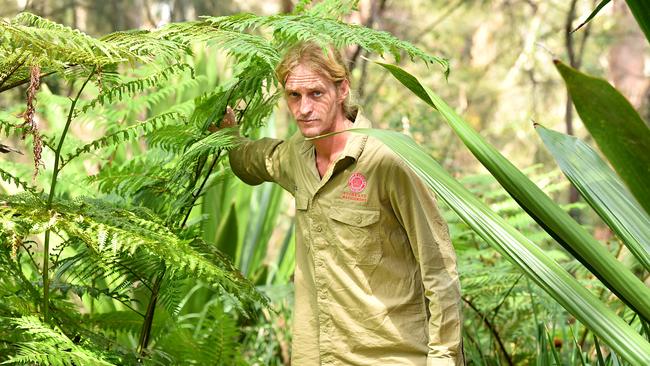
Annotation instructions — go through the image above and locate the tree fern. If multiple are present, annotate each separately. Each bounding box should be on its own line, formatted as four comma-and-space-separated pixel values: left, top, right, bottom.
1, 2, 449, 361
3, 316, 116, 366
79, 63, 195, 115
62, 111, 187, 165
0, 168, 41, 194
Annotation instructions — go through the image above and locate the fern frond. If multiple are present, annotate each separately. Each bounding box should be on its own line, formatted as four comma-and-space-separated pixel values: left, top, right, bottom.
0, 119, 24, 137
63, 111, 187, 165
152, 302, 241, 364
302, 0, 359, 18
89, 153, 176, 197
23, 196, 266, 311
4, 316, 115, 366
4, 13, 117, 66
0, 167, 41, 194
0, 13, 193, 92
202, 13, 447, 72
84, 311, 145, 336
80, 63, 194, 114
174, 128, 237, 170
158, 273, 185, 317
147, 124, 202, 153
56, 246, 150, 296
99, 29, 190, 64
101, 77, 205, 124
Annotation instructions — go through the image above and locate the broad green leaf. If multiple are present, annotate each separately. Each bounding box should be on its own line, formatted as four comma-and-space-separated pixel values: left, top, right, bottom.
555, 60, 650, 215
272, 222, 296, 285
537, 125, 650, 272
350, 127, 650, 365
241, 182, 284, 279
375, 61, 650, 323
214, 203, 239, 261
571, 0, 611, 33
626, 0, 650, 44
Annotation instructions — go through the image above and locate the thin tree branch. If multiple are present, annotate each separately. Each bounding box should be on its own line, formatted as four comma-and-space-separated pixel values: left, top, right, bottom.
43, 67, 95, 323
180, 150, 222, 228
0, 71, 57, 93
463, 296, 513, 366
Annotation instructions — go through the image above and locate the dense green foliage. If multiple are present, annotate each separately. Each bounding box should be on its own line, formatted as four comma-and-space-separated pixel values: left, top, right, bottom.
0, 1, 445, 364
1, 0, 648, 365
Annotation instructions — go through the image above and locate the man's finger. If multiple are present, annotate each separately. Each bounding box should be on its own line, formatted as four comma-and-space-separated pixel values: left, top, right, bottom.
223, 106, 236, 127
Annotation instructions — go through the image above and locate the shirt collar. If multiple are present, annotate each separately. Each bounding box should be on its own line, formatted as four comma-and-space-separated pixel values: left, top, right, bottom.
298, 111, 372, 163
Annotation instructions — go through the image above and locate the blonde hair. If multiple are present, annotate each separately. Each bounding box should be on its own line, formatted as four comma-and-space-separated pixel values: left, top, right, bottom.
276, 42, 357, 119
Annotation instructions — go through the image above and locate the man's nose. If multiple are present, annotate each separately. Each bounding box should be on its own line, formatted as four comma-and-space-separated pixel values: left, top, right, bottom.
299, 97, 312, 116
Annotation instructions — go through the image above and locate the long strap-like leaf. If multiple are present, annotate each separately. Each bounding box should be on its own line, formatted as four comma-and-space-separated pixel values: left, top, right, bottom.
350, 128, 650, 365
374, 61, 650, 323
554, 61, 650, 216
536, 125, 650, 272
626, 0, 650, 44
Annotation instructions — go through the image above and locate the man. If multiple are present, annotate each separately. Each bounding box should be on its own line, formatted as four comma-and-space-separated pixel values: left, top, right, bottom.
222, 42, 463, 366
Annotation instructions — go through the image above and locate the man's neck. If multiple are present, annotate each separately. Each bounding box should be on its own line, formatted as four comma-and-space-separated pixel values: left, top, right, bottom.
312, 114, 351, 163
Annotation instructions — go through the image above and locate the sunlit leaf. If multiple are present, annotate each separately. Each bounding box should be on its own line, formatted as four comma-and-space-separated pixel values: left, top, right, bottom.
536, 124, 650, 272
571, 0, 611, 33
374, 60, 650, 323
350, 127, 650, 365
555, 60, 650, 215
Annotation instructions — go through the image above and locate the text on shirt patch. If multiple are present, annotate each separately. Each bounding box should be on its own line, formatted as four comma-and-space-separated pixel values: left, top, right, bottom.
341, 191, 368, 202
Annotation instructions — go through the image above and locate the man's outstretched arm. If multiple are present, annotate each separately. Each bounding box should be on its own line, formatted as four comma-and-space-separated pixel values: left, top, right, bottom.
213, 107, 295, 192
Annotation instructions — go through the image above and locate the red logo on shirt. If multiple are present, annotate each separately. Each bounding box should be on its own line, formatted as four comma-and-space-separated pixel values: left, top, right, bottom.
348, 172, 367, 193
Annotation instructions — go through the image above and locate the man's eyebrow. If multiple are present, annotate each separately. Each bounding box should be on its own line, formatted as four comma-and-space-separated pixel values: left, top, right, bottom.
284, 85, 324, 93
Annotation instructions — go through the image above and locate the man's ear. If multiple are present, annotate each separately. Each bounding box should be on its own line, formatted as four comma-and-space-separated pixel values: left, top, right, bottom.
337, 79, 350, 102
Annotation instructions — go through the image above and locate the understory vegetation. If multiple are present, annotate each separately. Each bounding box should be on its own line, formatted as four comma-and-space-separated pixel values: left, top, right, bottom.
1, 0, 649, 365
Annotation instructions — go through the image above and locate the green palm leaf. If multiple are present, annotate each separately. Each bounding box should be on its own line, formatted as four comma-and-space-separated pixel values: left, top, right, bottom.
374, 61, 650, 323
350, 127, 650, 365
536, 124, 650, 272
625, 0, 650, 43
555, 60, 650, 215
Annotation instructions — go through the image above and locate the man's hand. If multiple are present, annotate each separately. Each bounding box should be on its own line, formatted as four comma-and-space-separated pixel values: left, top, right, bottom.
208, 106, 236, 133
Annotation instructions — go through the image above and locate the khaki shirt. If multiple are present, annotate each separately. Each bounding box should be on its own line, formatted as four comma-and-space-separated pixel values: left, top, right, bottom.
229, 114, 463, 366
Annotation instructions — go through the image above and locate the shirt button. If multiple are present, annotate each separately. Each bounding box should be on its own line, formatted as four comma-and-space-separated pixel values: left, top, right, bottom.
315, 226, 323, 232
319, 292, 326, 300
356, 217, 362, 224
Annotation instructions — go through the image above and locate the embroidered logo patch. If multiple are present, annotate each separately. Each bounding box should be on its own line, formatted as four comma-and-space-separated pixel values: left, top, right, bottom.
348, 172, 367, 193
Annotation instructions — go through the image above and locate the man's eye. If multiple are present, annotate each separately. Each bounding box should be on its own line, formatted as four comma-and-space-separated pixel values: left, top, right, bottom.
289, 92, 299, 98
313, 91, 323, 97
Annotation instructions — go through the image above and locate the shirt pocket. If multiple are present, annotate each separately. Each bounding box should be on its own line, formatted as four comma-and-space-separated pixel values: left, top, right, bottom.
328, 205, 381, 265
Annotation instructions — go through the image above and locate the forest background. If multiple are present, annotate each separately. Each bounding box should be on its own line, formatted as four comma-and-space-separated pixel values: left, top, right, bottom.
1, 0, 649, 365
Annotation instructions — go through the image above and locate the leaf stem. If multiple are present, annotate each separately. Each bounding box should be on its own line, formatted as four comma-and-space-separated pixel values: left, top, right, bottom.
180, 150, 222, 228
42, 68, 95, 323
137, 267, 165, 356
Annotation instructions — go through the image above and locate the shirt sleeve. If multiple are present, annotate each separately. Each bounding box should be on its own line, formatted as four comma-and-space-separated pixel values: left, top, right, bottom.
388, 159, 464, 366
228, 136, 295, 194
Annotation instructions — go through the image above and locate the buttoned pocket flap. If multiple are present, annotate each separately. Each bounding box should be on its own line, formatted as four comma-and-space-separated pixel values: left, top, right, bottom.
329, 207, 379, 227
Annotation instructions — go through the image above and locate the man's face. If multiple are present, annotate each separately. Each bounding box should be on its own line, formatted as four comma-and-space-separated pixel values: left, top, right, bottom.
284, 64, 348, 138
